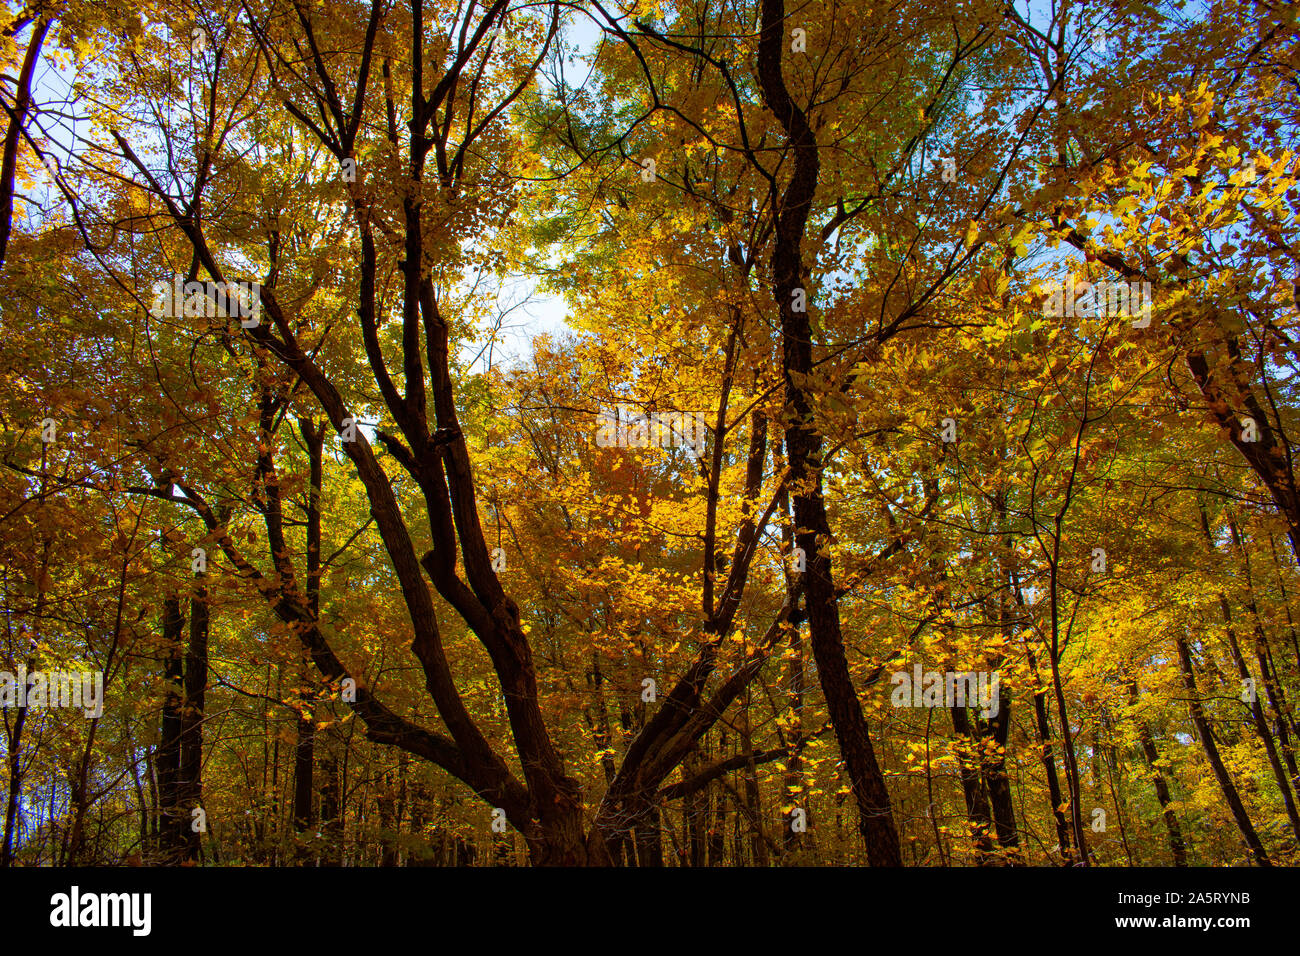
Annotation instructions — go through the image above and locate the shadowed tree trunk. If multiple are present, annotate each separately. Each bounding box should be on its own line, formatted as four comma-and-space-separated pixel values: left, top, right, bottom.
739, 694, 768, 866
1174, 633, 1270, 866
1025, 642, 1072, 864
980, 703, 1019, 860
293, 419, 325, 860
757, 0, 900, 866
318, 749, 342, 866
1128, 682, 1188, 866
951, 704, 995, 863
178, 581, 209, 863
683, 746, 706, 866
0, 16, 51, 269
1, 682, 28, 867
156, 593, 186, 863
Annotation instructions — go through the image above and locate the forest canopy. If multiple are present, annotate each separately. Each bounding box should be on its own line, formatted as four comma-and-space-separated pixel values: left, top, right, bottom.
0, 0, 1298, 868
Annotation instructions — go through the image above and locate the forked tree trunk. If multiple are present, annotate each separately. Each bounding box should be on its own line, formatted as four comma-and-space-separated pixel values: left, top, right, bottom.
951, 705, 995, 863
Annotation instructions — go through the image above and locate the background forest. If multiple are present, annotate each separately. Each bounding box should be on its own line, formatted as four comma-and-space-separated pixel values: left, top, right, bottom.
0, 0, 1298, 867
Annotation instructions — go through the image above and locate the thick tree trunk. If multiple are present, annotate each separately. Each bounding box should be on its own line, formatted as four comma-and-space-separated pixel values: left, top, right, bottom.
980, 704, 1020, 860
293, 419, 325, 858
319, 750, 343, 866
631, 797, 663, 867
156, 594, 186, 863
739, 697, 768, 866
178, 584, 208, 863
1187, 346, 1300, 565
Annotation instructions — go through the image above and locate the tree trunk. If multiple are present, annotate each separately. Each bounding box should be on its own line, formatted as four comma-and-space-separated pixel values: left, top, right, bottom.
1, 701, 28, 866
0, 17, 51, 269
1174, 633, 1271, 866
951, 705, 995, 863
1025, 643, 1072, 863
292, 419, 325, 858
1128, 683, 1188, 865
179, 583, 208, 863
757, 0, 900, 863
318, 750, 343, 865
156, 594, 186, 863
981, 704, 1020, 860
739, 695, 768, 866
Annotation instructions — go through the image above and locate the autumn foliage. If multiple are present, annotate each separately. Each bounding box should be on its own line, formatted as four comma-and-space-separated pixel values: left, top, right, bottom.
0, 0, 1299, 867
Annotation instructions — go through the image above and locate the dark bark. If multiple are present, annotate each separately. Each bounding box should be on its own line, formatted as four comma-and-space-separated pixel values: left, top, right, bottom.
1174, 633, 1271, 866
1128, 683, 1188, 866
156, 594, 186, 863
292, 419, 325, 854
178, 583, 209, 863
319, 750, 343, 866
684, 747, 707, 866
1026, 644, 1072, 863
1187, 345, 1300, 564
0, 17, 50, 269
126, 0, 816, 867
1, 695, 27, 866
738, 697, 768, 866
756, 0, 900, 867
951, 705, 995, 863
981, 703, 1020, 859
